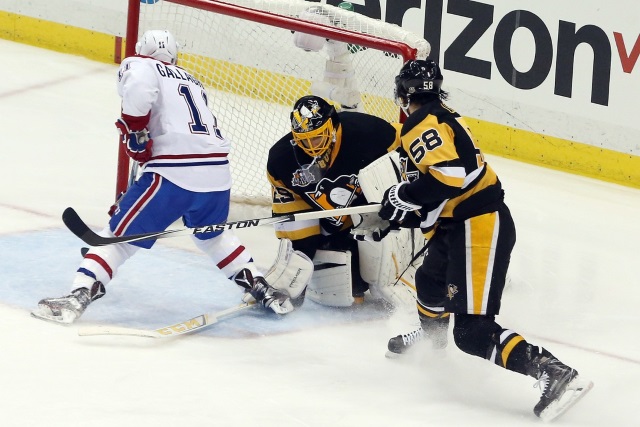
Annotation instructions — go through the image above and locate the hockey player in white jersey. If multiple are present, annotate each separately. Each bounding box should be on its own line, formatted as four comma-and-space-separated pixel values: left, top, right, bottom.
32, 30, 292, 324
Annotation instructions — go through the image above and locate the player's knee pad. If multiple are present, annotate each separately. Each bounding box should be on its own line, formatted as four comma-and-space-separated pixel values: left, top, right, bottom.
306, 249, 354, 307
452, 314, 501, 358
75, 226, 139, 286
191, 231, 253, 278
264, 238, 313, 300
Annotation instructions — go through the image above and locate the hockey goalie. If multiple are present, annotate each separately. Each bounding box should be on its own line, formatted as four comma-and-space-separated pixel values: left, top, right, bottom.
264, 95, 423, 313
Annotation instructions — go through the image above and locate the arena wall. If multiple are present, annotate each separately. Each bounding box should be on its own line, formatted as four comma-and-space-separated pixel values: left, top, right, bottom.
1, 0, 637, 188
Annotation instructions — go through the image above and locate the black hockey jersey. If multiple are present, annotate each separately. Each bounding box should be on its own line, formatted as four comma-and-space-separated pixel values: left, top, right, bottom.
397, 100, 504, 235
267, 111, 400, 244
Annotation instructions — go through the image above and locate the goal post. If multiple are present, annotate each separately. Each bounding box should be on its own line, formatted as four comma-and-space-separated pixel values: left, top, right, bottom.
119, 0, 431, 206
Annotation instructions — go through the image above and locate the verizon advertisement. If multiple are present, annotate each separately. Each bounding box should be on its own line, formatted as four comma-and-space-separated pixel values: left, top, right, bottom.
2, 0, 638, 153
327, 0, 639, 153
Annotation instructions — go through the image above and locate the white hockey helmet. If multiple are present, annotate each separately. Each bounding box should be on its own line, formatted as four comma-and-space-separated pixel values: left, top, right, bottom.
135, 30, 178, 65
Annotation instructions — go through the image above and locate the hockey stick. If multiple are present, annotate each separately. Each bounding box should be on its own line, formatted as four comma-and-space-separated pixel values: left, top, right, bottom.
79, 162, 139, 256
77, 301, 257, 338
63, 203, 382, 247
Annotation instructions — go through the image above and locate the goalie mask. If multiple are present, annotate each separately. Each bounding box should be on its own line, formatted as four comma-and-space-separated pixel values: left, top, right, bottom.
135, 30, 179, 65
290, 95, 339, 158
394, 59, 443, 111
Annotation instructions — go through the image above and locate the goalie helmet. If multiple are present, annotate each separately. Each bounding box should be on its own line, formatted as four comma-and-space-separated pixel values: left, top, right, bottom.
394, 59, 443, 108
290, 95, 339, 158
135, 30, 178, 65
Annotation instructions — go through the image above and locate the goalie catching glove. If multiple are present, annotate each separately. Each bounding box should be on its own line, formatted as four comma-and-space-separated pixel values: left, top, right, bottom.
378, 182, 422, 223
115, 116, 154, 163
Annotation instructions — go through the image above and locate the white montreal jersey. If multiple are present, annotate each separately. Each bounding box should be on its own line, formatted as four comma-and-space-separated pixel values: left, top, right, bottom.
117, 56, 232, 192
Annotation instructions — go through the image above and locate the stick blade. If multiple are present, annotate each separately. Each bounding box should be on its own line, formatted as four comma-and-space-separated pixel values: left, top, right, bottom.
62, 207, 90, 239
76, 302, 257, 339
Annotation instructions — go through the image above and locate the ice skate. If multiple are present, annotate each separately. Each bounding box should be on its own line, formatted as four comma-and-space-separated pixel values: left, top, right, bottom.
234, 268, 293, 314
386, 316, 449, 358
528, 348, 594, 422
386, 327, 423, 358
31, 281, 105, 324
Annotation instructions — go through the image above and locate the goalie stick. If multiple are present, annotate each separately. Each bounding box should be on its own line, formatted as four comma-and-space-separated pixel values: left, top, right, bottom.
77, 301, 256, 338
63, 203, 382, 247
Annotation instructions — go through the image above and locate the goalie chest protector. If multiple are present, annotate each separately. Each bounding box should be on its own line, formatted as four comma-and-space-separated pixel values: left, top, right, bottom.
267, 112, 399, 234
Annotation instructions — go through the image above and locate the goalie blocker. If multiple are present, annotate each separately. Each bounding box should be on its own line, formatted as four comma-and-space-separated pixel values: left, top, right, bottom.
266, 151, 423, 311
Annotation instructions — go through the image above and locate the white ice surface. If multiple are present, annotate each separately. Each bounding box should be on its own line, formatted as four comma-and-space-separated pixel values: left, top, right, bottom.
1, 39, 639, 427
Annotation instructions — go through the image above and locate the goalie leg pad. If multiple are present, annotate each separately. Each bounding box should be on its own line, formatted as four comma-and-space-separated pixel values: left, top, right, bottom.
357, 229, 420, 312
264, 238, 313, 299
306, 249, 354, 307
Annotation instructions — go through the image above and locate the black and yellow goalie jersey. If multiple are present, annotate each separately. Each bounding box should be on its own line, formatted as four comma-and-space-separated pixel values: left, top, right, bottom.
397, 100, 504, 235
267, 111, 400, 246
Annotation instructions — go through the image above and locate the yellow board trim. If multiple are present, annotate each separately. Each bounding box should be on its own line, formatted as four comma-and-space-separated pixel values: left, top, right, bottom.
2, 10, 638, 189
466, 117, 640, 189
0, 12, 121, 63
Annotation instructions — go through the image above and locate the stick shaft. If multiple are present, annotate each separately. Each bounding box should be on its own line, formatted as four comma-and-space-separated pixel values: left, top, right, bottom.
63, 204, 381, 246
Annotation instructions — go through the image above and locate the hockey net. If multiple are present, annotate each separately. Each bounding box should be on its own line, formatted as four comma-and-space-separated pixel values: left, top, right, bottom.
121, 0, 430, 210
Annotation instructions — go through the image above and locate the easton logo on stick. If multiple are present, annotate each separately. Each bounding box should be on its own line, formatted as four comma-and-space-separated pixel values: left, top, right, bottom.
193, 219, 261, 233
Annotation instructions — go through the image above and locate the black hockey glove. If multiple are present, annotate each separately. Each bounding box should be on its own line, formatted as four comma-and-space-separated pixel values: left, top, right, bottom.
378, 182, 421, 222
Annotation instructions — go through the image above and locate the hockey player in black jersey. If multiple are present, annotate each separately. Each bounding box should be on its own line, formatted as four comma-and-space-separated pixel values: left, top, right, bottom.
264, 95, 422, 310
379, 59, 593, 421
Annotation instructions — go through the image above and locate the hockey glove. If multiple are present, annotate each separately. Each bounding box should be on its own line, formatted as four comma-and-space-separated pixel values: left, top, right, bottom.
115, 118, 154, 164
350, 213, 398, 242
379, 182, 422, 223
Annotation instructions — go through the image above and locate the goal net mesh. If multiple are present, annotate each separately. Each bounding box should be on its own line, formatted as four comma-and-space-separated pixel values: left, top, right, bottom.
129, 0, 430, 207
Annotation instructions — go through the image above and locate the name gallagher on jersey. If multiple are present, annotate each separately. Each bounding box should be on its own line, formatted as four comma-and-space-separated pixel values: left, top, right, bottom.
155, 63, 204, 89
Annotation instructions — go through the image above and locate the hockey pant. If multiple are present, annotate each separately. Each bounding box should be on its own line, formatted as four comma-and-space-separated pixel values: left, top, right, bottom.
73, 172, 255, 290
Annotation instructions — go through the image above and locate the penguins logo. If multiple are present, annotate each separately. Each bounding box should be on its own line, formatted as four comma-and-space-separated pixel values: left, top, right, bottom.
306, 174, 361, 226
291, 99, 323, 132
399, 155, 420, 182
447, 284, 458, 300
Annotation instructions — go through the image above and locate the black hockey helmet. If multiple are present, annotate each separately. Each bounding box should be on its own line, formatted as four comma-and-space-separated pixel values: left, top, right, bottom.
394, 59, 443, 107
290, 95, 339, 157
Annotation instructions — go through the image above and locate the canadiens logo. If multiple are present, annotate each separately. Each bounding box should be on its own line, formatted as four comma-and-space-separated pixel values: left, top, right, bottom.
447, 284, 458, 300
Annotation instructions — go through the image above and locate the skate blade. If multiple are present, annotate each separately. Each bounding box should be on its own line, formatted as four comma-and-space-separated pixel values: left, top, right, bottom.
30, 309, 75, 325
385, 350, 404, 359
539, 376, 594, 422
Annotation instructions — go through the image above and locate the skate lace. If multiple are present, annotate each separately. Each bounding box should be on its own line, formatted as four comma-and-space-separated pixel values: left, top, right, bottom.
533, 371, 550, 395
402, 329, 423, 345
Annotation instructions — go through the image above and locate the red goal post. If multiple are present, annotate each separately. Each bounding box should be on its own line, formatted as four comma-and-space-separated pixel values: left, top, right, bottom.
120, 0, 430, 206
